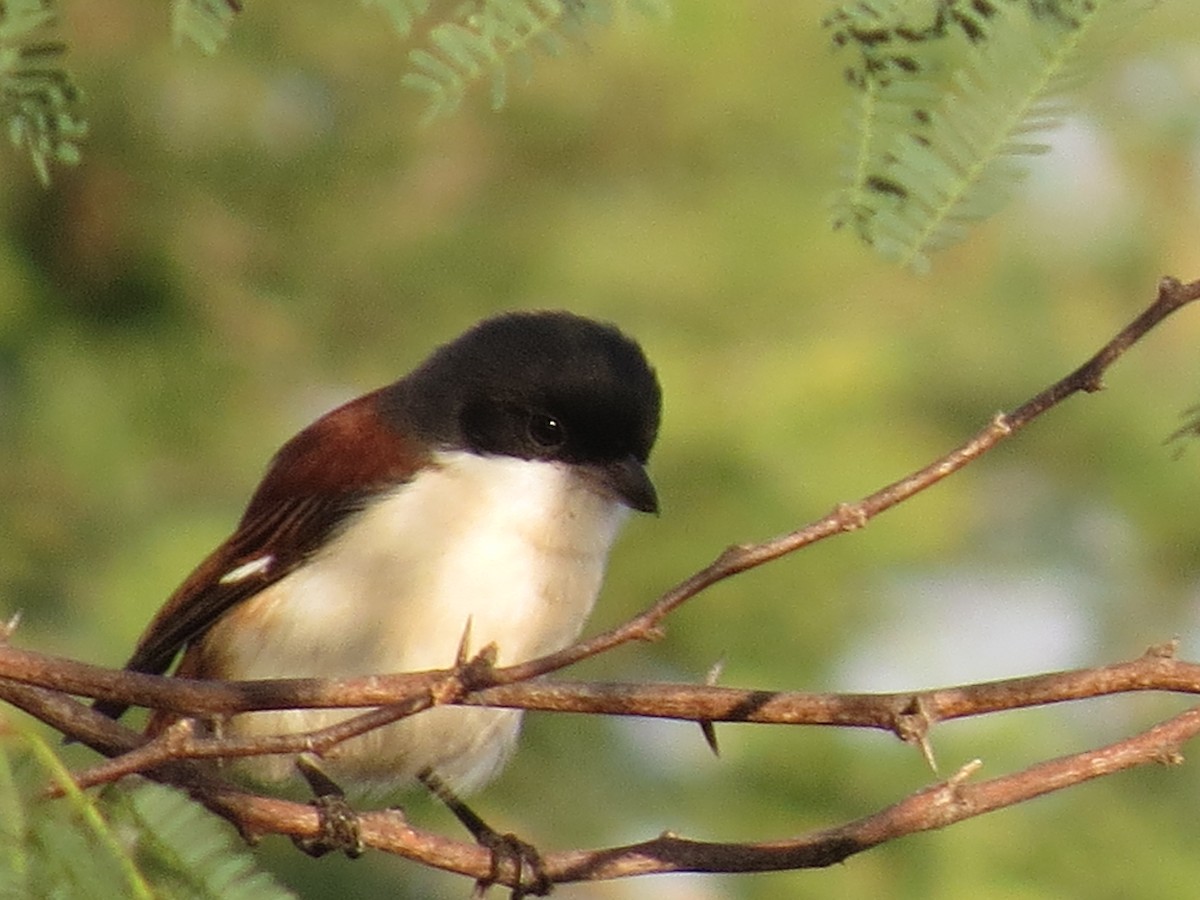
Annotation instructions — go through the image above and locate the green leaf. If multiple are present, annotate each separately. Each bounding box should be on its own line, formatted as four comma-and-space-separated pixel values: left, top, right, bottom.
108, 781, 296, 900
172, 0, 241, 55
361, 0, 433, 37
828, 0, 1141, 272
404, 0, 669, 121
0, 0, 86, 185
0, 715, 294, 900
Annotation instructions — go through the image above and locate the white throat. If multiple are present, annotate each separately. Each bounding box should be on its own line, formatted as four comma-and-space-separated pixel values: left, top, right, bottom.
340, 449, 632, 668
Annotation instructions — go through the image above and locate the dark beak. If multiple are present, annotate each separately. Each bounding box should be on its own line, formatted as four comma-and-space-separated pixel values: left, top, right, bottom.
585, 455, 658, 514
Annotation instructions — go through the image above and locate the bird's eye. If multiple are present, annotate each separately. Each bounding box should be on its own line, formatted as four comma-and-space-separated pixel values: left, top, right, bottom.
527, 412, 566, 451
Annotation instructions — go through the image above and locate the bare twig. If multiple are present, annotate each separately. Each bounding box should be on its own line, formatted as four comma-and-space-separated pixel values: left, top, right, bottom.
537, 702, 1200, 884
4, 673, 1198, 889
18, 641, 1200, 791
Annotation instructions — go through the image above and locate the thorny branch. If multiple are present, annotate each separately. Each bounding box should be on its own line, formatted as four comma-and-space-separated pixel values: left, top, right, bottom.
2, 275, 1200, 893
3, 647, 1200, 888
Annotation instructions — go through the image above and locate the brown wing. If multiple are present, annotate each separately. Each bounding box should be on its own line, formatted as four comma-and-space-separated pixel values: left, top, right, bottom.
95, 386, 429, 720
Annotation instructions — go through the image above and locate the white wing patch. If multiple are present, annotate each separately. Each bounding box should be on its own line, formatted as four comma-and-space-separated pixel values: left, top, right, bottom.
218, 555, 274, 585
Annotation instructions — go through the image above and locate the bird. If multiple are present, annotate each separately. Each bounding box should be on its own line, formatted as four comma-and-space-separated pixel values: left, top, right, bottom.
96, 310, 661, 830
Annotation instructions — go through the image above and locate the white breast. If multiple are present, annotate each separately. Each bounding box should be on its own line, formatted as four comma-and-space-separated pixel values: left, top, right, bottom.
207, 450, 630, 795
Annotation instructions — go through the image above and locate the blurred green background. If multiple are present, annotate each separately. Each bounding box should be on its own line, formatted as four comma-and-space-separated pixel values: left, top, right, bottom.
5, 2, 1200, 897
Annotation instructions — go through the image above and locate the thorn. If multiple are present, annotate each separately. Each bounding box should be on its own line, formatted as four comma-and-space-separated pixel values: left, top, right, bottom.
948, 758, 982, 788
456, 617, 474, 668
1143, 637, 1179, 659
916, 731, 938, 774
1, 610, 21, 642
894, 695, 938, 773
640, 625, 667, 643
699, 656, 726, 756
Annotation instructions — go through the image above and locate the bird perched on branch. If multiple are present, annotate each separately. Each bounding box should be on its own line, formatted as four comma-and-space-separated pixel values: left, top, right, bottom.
97, 309, 661, 865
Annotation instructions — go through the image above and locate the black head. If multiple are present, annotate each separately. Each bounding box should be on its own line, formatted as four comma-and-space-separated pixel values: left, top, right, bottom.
391, 311, 661, 512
